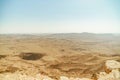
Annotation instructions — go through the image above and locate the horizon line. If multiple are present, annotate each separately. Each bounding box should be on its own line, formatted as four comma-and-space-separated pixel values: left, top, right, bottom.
0, 32, 120, 35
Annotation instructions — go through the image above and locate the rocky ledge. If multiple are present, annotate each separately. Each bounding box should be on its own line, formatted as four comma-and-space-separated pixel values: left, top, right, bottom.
0, 60, 120, 80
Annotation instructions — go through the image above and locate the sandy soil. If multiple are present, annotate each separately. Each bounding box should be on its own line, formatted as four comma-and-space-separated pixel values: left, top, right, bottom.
0, 33, 120, 79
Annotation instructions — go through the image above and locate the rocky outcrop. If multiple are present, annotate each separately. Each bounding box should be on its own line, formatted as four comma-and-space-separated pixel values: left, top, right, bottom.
59, 60, 120, 80
0, 60, 119, 80
0, 73, 54, 80
96, 60, 120, 80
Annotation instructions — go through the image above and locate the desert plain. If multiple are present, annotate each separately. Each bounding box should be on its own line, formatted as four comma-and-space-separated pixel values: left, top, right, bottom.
0, 33, 120, 79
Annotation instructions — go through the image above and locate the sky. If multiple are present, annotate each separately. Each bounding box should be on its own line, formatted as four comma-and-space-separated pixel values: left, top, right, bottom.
0, 0, 120, 34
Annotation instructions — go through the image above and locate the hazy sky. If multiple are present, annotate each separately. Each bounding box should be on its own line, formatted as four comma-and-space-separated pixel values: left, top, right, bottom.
0, 0, 120, 33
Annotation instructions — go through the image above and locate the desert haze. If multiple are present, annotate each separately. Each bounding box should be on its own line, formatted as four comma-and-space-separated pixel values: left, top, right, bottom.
0, 33, 120, 80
